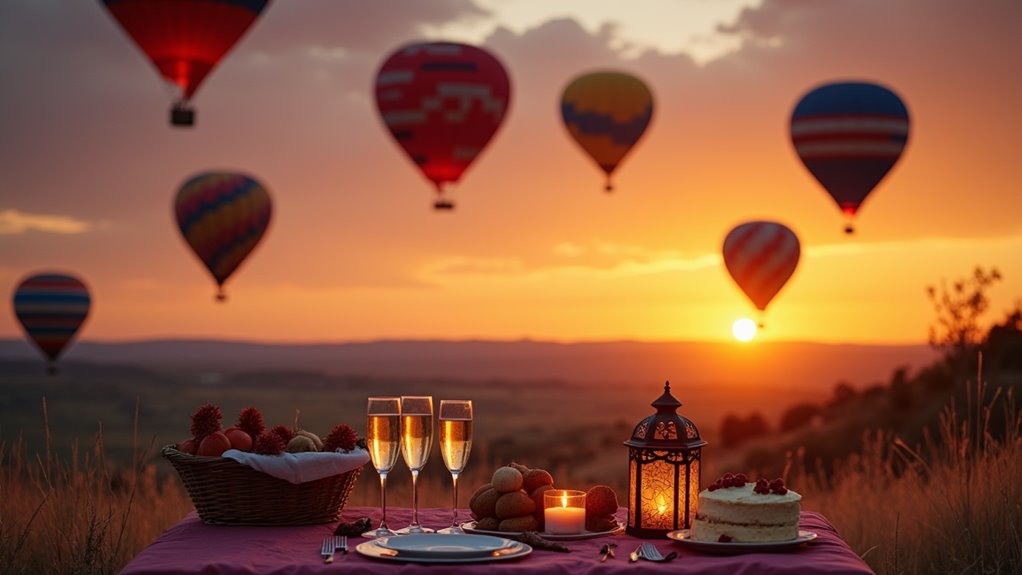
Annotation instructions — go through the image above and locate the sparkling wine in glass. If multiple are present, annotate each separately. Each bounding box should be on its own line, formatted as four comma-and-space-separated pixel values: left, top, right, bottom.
399, 396, 434, 534
438, 400, 473, 534
362, 397, 402, 538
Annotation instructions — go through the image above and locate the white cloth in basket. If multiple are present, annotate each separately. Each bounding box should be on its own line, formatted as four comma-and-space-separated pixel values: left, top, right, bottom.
222, 448, 370, 485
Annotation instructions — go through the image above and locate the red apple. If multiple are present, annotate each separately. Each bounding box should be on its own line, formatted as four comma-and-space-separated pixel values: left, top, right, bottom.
178, 438, 198, 455
225, 428, 253, 452
197, 431, 232, 457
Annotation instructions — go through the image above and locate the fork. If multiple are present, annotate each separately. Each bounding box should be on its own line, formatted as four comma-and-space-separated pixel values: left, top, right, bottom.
337, 535, 348, 556
321, 537, 337, 564
639, 542, 678, 562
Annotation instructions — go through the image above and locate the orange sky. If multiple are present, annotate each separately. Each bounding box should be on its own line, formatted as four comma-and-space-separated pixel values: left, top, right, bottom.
1, 0, 1021, 345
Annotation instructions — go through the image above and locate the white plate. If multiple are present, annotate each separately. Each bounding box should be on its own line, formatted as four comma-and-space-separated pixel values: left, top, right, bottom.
374, 533, 517, 558
666, 529, 818, 554
356, 539, 532, 563
460, 520, 625, 541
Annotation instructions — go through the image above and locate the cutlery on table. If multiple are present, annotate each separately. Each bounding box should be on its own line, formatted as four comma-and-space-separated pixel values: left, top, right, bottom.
599, 543, 617, 562
337, 535, 348, 557
629, 545, 642, 562
321, 537, 337, 564
637, 542, 678, 562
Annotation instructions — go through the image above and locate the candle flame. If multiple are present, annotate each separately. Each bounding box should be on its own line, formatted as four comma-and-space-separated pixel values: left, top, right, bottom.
656, 495, 668, 515
561, 494, 568, 508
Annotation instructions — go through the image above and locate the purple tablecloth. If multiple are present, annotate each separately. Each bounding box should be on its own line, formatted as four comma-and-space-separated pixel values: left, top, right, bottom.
120, 506, 874, 574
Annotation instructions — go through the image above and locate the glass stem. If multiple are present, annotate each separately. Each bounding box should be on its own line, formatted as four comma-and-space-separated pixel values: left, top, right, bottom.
379, 472, 389, 529
451, 472, 460, 527
411, 469, 420, 528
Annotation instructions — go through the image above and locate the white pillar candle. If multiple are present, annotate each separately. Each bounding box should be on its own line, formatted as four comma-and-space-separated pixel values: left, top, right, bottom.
544, 490, 586, 534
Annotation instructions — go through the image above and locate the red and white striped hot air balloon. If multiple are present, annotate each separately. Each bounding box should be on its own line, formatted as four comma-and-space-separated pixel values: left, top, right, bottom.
722, 221, 801, 321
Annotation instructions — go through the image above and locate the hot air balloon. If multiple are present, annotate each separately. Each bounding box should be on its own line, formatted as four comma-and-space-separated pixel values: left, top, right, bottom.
790, 81, 910, 234
13, 273, 91, 374
100, 0, 271, 127
561, 71, 653, 192
722, 221, 800, 324
175, 171, 272, 301
375, 41, 511, 210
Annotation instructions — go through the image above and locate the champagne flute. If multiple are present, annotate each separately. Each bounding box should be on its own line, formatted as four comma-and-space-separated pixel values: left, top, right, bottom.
398, 396, 434, 534
438, 400, 473, 534
362, 397, 402, 538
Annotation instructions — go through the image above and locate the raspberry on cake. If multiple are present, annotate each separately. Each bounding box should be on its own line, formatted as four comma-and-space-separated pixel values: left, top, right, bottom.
692, 474, 801, 542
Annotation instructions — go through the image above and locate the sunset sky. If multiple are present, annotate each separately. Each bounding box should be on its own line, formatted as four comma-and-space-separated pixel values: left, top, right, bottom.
1, 0, 1020, 345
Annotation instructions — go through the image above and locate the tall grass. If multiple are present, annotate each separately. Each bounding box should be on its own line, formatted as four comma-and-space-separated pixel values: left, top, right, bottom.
793, 376, 1022, 574
0, 398, 192, 575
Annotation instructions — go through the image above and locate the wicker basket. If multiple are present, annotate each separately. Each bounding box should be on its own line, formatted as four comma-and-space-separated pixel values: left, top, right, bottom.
163, 445, 363, 526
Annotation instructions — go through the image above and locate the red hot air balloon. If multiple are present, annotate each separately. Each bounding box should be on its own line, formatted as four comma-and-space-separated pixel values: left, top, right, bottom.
174, 171, 272, 301
790, 81, 910, 234
100, 0, 271, 127
375, 41, 511, 210
12, 273, 91, 374
722, 221, 801, 324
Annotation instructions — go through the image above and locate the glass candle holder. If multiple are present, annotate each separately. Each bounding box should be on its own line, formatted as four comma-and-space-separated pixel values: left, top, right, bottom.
544, 489, 587, 534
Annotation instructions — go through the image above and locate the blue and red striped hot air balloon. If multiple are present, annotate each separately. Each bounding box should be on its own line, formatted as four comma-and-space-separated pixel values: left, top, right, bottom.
375, 41, 511, 210
174, 171, 272, 301
13, 273, 91, 374
100, 0, 272, 126
790, 81, 910, 234
561, 71, 654, 192
723, 221, 800, 324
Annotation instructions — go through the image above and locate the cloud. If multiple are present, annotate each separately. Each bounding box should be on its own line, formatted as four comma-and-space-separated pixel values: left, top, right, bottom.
0, 209, 93, 235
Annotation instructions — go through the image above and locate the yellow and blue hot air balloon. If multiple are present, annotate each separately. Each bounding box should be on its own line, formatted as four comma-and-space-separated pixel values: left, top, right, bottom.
174, 171, 272, 301
13, 272, 91, 374
561, 71, 654, 192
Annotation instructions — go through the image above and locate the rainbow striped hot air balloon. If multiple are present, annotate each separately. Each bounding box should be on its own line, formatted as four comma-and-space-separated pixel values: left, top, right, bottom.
375, 41, 511, 210
561, 71, 654, 192
722, 221, 801, 325
790, 81, 910, 234
174, 171, 272, 301
13, 272, 91, 374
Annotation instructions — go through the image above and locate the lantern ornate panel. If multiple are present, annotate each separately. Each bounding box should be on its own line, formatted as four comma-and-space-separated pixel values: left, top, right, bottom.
624, 381, 707, 538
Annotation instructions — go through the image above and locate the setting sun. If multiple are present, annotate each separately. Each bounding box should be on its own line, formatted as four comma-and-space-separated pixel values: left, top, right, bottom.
732, 318, 758, 342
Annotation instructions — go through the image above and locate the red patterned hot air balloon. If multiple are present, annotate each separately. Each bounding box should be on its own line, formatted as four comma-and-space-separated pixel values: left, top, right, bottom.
12, 272, 91, 374
100, 0, 272, 126
790, 81, 910, 234
722, 221, 801, 323
375, 41, 511, 210
174, 171, 272, 301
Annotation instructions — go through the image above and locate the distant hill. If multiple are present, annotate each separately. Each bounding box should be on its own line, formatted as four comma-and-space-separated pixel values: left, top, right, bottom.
0, 337, 937, 390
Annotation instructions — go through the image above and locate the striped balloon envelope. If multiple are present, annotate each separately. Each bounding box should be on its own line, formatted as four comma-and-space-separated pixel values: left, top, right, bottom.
375, 41, 511, 210
12, 273, 91, 374
174, 171, 272, 301
560, 71, 654, 192
790, 81, 910, 234
100, 0, 272, 126
722, 221, 801, 316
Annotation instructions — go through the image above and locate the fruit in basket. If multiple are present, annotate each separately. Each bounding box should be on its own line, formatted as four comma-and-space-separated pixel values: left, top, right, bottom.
509, 461, 531, 475
286, 435, 318, 453
585, 484, 620, 532
224, 428, 253, 451
190, 404, 223, 441
495, 490, 535, 519
323, 423, 358, 452
253, 431, 286, 455
269, 425, 294, 444
236, 407, 266, 439
491, 466, 524, 493
471, 483, 493, 499
294, 429, 323, 450
197, 431, 232, 457
530, 484, 553, 527
475, 517, 500, 531
178, 438, 198, 455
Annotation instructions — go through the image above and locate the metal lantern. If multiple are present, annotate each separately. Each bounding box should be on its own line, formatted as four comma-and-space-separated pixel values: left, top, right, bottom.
624, 380, 707, 538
